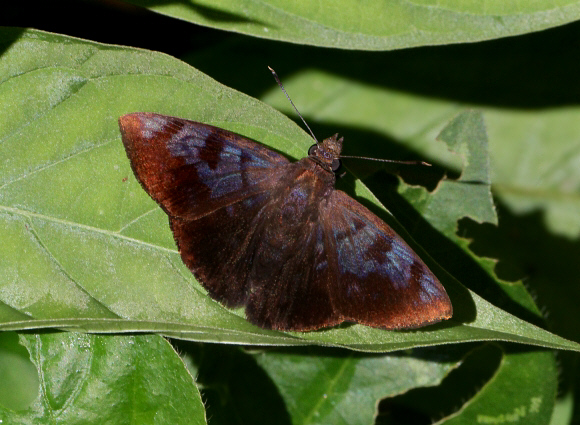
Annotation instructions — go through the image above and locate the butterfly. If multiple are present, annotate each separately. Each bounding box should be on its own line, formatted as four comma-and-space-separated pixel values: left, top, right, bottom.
119, 113, 452, 331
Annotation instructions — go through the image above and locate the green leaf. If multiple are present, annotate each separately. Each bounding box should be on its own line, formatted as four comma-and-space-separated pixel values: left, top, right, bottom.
487, 109, 580, 239
123, 0, 580, 50
439, 345, 557, 425
0, 332, 206, 424
0, 332, 39, 412
254, 347, 458, 425
428, 110, 497, 233
182, 342, 557, 425
0, 28, 578, 354
180, 342, 459, 425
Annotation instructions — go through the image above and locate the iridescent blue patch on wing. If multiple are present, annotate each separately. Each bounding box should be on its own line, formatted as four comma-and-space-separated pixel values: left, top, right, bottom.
220, 144, 242, 162
181, 126, 208, 147
333, 209, 417, 289
210, 173, 244, 198
141, 114, 170, 140
241, 148, 277, 169
418, 271, 442, 302
170, 136, 281, 198
382, 243, 413, 288
168, 130, 207, 160
334, 223, 381, 278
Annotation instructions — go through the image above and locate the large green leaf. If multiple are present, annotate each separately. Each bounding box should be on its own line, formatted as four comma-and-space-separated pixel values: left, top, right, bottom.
123, 0, 580, 50
0, 332, 206, 424
0, 28, 578, 354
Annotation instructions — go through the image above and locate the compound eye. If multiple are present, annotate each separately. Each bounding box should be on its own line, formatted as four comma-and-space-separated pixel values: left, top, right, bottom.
331, 158, 341, 172
308, 144, 318, 156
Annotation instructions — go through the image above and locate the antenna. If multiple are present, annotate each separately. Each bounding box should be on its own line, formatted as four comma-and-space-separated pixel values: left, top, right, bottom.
268, 66, 431, 167
338, 156, 431, 166
268, 66, 319, 144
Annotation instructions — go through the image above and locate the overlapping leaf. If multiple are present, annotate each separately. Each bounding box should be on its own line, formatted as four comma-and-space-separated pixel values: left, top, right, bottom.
124, 0, 580, 50
0, 332, 206, 424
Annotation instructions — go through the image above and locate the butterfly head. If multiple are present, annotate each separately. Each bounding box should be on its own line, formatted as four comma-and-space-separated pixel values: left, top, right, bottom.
308, 133, 343, 172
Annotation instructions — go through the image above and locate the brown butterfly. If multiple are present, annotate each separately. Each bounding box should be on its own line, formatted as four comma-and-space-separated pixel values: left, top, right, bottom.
119, 113, 452, 331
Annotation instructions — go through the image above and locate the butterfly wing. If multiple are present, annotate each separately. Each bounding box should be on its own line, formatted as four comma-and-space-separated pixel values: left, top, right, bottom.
321, 190, 453, 329
171, 191, 277, 308
120, 113, 291, 307
119, 113, 290, 220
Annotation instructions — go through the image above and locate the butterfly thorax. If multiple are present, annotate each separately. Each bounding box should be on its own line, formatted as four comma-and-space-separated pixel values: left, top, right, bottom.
308, 134, 343, 173
265, 158, 335, 232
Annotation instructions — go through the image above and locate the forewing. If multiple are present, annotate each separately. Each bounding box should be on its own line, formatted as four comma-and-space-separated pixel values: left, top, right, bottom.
322, 190, 452, 329
119, 113, 289, 219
